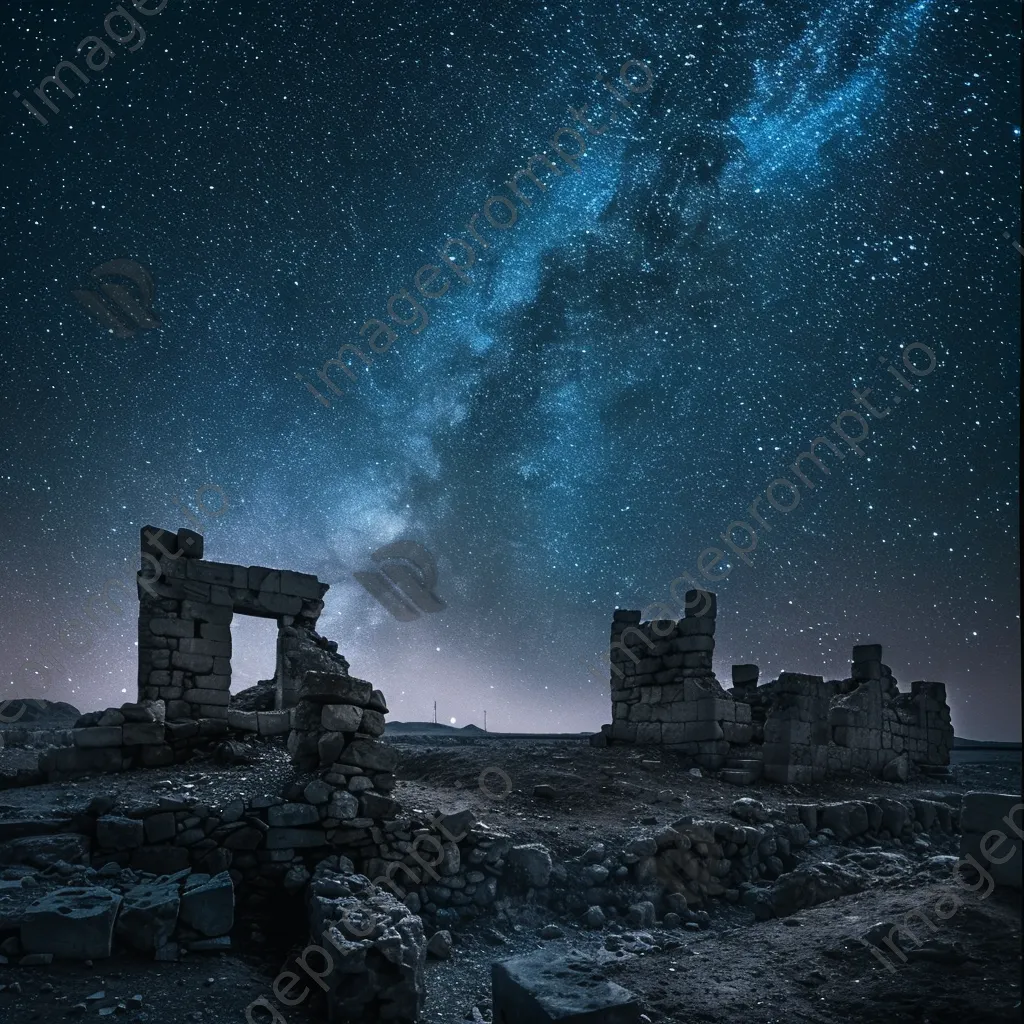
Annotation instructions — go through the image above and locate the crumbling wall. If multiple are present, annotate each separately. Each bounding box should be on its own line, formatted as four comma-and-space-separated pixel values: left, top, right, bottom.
136, 526, 336, 719
600, 591, 954, 781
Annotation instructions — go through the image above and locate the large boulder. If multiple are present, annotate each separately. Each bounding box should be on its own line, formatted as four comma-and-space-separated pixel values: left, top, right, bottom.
21, 887, 122, 959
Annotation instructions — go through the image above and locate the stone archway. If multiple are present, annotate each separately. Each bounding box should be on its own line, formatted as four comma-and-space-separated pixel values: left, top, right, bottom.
135, 526, 348, 721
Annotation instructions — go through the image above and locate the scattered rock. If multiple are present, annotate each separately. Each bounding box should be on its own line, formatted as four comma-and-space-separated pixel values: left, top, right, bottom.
426, 929, 453, 959
508, 844, 552, 888
731, 798, 769, 823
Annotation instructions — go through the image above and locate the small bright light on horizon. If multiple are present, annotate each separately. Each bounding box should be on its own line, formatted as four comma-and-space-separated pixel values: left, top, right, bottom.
450, 717, 457, 724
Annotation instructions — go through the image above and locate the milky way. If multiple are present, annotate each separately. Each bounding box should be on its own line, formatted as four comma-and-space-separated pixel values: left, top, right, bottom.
0, 0, 1019, 738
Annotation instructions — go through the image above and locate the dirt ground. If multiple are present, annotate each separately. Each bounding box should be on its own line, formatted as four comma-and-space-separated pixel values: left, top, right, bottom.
1, 737, 1020, 1023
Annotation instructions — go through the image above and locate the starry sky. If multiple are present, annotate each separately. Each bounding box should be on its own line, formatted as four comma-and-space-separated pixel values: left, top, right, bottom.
0, 0, 1019, 739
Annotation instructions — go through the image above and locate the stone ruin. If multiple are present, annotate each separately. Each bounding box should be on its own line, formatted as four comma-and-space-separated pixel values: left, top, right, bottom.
596, 589, 954, 785
136, 524, 343, 718
2, 537, 1014, 1024
0, 527, 515, 1022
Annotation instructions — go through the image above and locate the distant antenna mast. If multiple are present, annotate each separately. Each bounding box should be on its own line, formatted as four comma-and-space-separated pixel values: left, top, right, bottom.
433, 701, 437, 725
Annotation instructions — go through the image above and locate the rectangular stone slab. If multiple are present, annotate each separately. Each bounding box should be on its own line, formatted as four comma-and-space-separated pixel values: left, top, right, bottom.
493, 953, 640, 1024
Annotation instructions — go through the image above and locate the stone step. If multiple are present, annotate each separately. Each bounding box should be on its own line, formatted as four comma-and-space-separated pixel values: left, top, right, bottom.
725, 759, 763, 772
720, 769, 760, 786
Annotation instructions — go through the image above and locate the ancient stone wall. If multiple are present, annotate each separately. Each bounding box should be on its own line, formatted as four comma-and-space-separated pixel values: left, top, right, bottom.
136, 526, 340, 719
600, 590, 954, 783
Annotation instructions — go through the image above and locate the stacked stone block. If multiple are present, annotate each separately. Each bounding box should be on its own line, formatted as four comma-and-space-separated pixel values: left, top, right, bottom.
136, 526, 330, 720
606, 592, 751, 769
306, 861, 427, 1023
40, 701, 176, 777
285, 671, 400, 850
760, 673, 833, 784
829, 648, 952, 774
602, 596, 955, 783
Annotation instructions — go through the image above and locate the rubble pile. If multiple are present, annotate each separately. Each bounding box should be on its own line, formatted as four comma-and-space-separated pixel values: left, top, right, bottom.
1, 858, 233, 963
306, 858, 426, 1023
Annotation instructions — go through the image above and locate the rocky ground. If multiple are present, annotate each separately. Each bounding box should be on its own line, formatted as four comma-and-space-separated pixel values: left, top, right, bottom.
1, 737, 1020, 1023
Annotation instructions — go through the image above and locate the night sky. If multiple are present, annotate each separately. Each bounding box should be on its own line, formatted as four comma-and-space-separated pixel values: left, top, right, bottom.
0, 0, 1019, 739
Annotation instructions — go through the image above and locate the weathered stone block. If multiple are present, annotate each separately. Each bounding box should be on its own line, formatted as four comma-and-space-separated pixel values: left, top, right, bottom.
961, 792, 1023, 837
697, 698, 735, 722
73, 727, 123, 748
21, 887, 122, 960
299, 672, 372, 706
180, 872, 234, 936
265, 828, 328, 850
148, 618, 196, 638
139, 744, 175, 767
181, 600, 232, 623
122, 722, 165, 746
116, 882, 180, 952
673, 635, 714, 653
610, 721, 637, 743
278, 570, 325, 599
683, 590, 717, 618
318, 731, 347, 765
257, 711, 291, 736
171, 652, 214, 673
635, 722, 662, 744
683, 720, 724, 741
268, 803, 320, 827
227, 709, 259, 732
852, 644, 882, 663
359, 709, 386, 737
723, 722, 753, 744
852, 661, 882, 681
321, 703, 363, 732
493, 952, 640, 1024
197, 704, 229, 720
96, 816, 145, 851
183, 688, 230, 707
185, 560, 246, 587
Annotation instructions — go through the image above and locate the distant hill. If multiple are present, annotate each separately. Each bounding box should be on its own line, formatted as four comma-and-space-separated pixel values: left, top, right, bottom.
384, 721, 591, 740
386, 721, 486, 735
0, 698, 80, 725
953, 736, 1022, 750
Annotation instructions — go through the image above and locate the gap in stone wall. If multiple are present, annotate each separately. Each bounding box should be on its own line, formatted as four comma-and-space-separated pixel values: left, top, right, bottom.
229, 615, 279, 694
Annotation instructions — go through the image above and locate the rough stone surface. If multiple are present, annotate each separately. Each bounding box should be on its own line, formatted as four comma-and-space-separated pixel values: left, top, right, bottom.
306, 860, 426, 1024
21, 887, 122, 960
492, 952, 641, 1024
